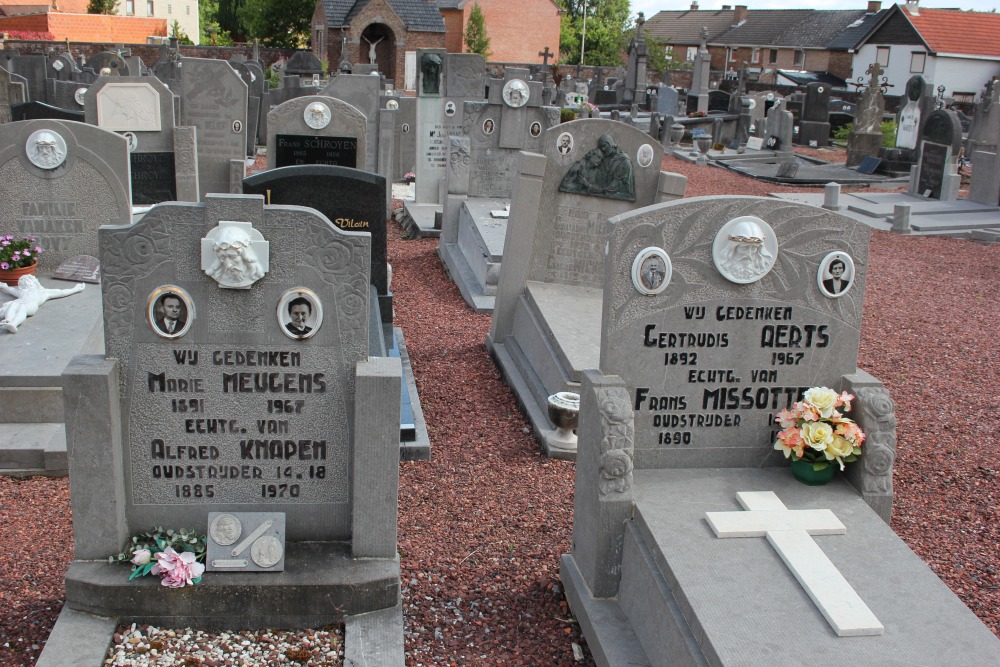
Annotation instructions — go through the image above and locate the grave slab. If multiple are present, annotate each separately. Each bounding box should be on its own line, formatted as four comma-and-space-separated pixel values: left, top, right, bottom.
564, 468, 1000, 666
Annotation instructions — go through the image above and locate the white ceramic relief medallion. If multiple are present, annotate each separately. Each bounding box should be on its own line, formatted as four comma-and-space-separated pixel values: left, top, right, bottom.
201, 220, 270, 289
712, 216, 778, 284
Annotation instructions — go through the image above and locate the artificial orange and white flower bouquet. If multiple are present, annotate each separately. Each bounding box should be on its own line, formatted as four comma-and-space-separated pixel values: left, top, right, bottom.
773, 387, 865, 472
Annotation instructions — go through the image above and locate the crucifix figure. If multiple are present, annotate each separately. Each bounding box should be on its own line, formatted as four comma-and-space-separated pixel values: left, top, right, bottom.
363, 35, 384, 65
0, 275, 85, 334
705, 491, 884, 637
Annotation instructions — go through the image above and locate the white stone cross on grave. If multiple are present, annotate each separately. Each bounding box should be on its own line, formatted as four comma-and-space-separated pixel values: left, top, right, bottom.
705, 491, 884, 637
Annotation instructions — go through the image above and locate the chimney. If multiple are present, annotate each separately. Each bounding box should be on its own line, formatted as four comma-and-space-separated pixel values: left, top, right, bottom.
734, 5, 748, 24
722, 5, 731, 10
905, 0, 919, 15
867, 1, 881, 13
691, 1, 699, 11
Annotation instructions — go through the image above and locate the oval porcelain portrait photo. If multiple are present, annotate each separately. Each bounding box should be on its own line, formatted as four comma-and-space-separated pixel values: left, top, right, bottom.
147, 285, 194, 339
631, 247, 672, 296
817, 251, 855, 298
277, 288, 322, 340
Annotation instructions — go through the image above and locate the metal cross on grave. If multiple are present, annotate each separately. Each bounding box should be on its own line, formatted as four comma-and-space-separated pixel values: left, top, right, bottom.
538, 46, 554, 66
705, 491, 884, 637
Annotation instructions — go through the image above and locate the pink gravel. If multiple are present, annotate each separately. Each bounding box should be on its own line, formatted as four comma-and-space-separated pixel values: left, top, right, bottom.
1, 151, 998, 667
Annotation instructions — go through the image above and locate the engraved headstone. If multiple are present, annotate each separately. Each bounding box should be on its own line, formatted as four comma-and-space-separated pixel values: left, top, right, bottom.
85, 76, 178, 206
911, 109, 962, 200
266, 96, 367, 170
179, 57, 248, 199
52, 254, 101, 284
487, 119, 687, 456
0, 120, 131, 270
243, 165, 390, 323
57, 193, 404, 639
797, 82, 831, 147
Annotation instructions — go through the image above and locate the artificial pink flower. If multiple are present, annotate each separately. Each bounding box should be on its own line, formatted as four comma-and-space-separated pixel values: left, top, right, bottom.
151, 547, 205, 588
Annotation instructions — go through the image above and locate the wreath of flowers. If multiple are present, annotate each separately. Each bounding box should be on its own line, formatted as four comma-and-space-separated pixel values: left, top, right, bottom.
774, 387, 865, 471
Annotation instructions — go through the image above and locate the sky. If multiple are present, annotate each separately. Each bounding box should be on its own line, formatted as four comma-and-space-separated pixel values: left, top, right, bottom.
629, 0, 1000, 18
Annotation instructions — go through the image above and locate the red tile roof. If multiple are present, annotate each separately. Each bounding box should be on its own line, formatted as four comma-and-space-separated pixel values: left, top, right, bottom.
905, 7, 1000, 58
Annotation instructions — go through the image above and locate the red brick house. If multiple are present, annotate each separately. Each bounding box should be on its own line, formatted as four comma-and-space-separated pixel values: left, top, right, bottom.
644, 2, 888, 84
437, 0, 561, 64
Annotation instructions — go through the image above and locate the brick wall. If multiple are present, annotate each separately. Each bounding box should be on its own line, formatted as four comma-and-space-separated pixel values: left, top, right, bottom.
1, 39, 297, 70
0, 13, 167, 44
440, 8, 463, 54
474, 0, 559, 64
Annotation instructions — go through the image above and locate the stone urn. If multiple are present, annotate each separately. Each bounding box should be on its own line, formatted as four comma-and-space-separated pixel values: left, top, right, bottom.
695, 135, 712, 156
669, 123, 685, 146
547, 392, 580, 450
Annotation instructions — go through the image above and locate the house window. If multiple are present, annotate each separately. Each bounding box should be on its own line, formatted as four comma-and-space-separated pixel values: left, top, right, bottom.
793, 50, 804, 67
686, 46, 697, 61
751, 48, 760, 63
910, 52, 925, 73
186, 5, 189, 13
665, 45, 674, 59
876, 46, 890, 66
147, 0, 153, 14
769, 49, 778, 64
953, 92, 975, 104
167, 4, 172, 13
125, 0, 134, 15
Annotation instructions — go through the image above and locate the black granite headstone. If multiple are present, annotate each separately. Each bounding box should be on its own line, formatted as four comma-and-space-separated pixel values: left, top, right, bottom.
130, 152, 177, 205
243, 165, 389, 322
11, 101, 84, 121
274, 134, 358, 168
916, 142, 948, 199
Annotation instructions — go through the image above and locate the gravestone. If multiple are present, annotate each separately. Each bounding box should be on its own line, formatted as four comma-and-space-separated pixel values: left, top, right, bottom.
413, 51, 486, 206
0, 65, 27, 124
968, 81, 1000, 205
436, 66, 560, 311
796, 82, 831, 147
654, 85, 680, 116
0, 119, 131, 270
266, 95, 367, 170
763, 99, 793, 154
895, 75, 933, 151
51, 193, 404, 659
84, 76, 179, 206
486, 119, 687, 456
687, 28, 711, 114
847, 64, 885, 168
243, 165, 389, 323
284, 51, 325, 77
707, 89, 731, 114
561, 196, 1000, 666
179, 57, 248, 199
242, 166, 428, 459
12, 101, 85, 122
389, 95, 416, 180
911, 109, 962, 200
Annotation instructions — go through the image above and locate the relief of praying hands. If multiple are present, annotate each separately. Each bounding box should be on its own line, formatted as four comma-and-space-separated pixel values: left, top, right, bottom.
0, 275, 85, 333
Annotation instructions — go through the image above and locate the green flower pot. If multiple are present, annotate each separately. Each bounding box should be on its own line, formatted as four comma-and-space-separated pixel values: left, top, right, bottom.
791, 459, 835, 486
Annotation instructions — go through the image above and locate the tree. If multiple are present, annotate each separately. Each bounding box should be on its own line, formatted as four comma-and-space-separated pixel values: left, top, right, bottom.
464, 3, 492, 60
87, 0, 119, 14
558, 0, 632, 67
219, 0, 249, 43
200, 0, 234, 45
239, 0, 314, 47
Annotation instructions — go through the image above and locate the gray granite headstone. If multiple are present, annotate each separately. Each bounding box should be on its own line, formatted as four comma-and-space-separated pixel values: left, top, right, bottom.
97, 194, 371, 537
600, 196, 870, 468
0, 119, 131, 270
85, 76, 178, 205
912, 109, 962, 200
265, 95, 367, 170
321, 74, 384, 173
179, 57, 248, 199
